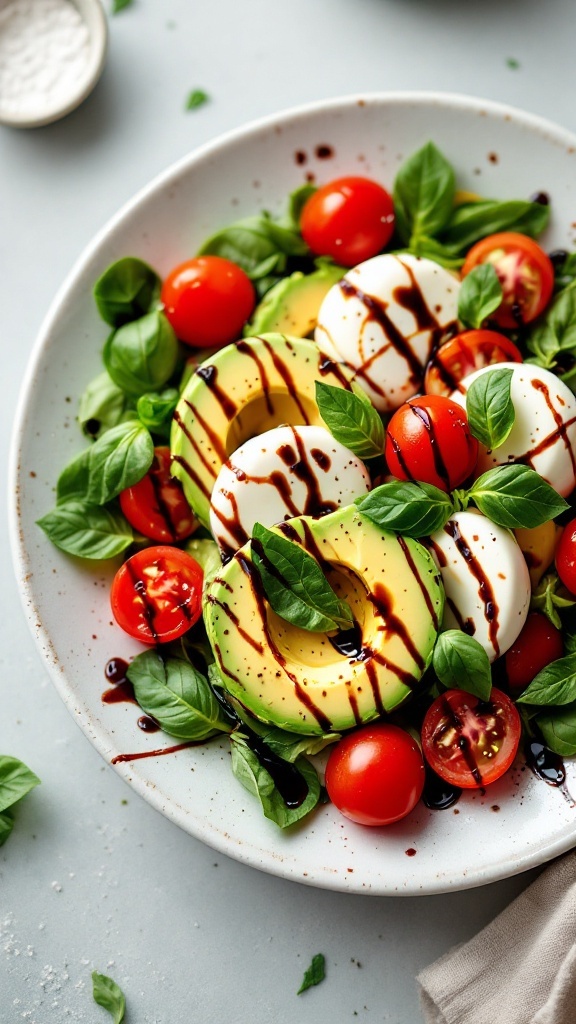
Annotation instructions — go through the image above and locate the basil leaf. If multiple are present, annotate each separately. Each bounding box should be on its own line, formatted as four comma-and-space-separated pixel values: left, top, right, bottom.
469, 465, 568, 528
56, 449, 91, 504
393, 141, 455, 246
225, 695, 340, 761
433, 630, 492, 701
0, 756, 40, 814
92, 972, 126, 1024
86, 421, 154, 505
127, 651, 233, 740
37, 501, 133, 559
400, 236, 464, 270
315, 380, 383, 459
517, 654, 576, 706
103, 311, 178, 398
531, 573, 576, 629
111, 0, 132, 13
78, 372, 133, 439
458, 264, 503, 330
356, 480, 454, 537
198, 213, 308, 298
229, 733, 320, 828
298, 954, 326, 994
136, 388, 179, 437
553, 251, 576, 293
534, 703, 576, 756
185, 88, 210, 111
0, 811, 14, 848
466, 367, 515, 449
93, 257, 160, 327
185, 537, 221, 586
440, 199, 549, 255
251, 522, 353, 632
526, 282, 576, 373
285, 183, 317, 229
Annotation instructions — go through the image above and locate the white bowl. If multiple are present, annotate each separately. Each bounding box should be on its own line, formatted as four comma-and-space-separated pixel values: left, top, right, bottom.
9, 92, 576, 894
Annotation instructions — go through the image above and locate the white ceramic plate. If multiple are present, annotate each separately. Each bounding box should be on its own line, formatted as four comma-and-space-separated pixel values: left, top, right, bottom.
10, 92, 576, 895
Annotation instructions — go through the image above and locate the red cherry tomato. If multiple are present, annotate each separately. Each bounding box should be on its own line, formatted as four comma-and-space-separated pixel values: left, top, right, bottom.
111, 545, 203, 644
505, 612, 564, 693
161, 255, 255, 349
421, 688, 521, 789
119, 447, 197, 543
385, 394, 478, 492
556, 518, 576, 594
300, 176, 395, 267
424, 329, 523, 397
461, 232, 554, 329
325, 723, 425, 826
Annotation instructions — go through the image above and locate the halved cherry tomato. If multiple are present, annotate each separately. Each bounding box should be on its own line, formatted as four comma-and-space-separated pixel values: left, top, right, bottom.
461, 232, 554, 329
505, 612, 564, 693
111, 545, 203, 644
300, 176, 395, 267
161, 255, 255, 348
421, 688, 521, 789
325, 723, 425, 826
119, 447, 197, 543
385, 394, 478, 492
424, 329, 523, 397
556, 517, 576, 594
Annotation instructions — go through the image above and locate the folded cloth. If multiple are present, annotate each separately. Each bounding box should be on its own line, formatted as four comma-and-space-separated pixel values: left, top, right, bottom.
418, 851, 576, 1024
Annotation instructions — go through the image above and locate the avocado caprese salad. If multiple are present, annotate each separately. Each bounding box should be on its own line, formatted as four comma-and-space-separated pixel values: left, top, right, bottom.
39, 140, 576, 829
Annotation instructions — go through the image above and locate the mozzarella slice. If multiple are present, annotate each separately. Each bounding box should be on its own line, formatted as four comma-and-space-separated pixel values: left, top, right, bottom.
428, 510, 531, 661
314, 253, 460, 412
209, 424, 371, 557
451, 362, 576, 497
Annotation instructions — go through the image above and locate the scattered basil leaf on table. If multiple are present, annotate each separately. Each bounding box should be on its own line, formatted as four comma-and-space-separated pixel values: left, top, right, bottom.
433, 630, 492, 701
516, 655, 576, 707
111, 0, 132, 14
457, 264, 503, 330
0, 811, 14, 847
465, 367, 515, 449
438, 198, 549, 255
86, 420, 154, 505
229, 732, 320, 828
136, 387, 179, 436
37, 500, 133, 559
531, 573, 576, 630
393, 141, 456, 248
78, 371, 133, 439
126, 651, 233, 740
92, 971, 126, 1024
185, 88, 210, 111
533, 703, 576, 757
466, 465, 568, 529
315, 380, 384, 460
297, 953, 326, 994
93, 257, 160, 327
0, 756, 40, 847
251, 522, 353, 632
356, 480, 454, 537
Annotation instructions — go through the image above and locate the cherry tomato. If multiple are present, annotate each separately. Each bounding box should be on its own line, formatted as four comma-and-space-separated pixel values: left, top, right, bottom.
300, 176, 395, 267
161, 255, 255, 348
325, 723, 425, 826
461, 232, 554, 329
421, 688, 521, 789
505, 612, 564, 693
111, 545, 203, 644
119, 447, 197, 543
424, 329, 523, 397
556, 517, 576, 594
384, 394, 478, 492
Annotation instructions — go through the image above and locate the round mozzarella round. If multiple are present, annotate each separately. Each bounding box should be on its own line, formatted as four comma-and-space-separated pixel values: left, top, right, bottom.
428, 510, 531, 661
451, 362, 576, 497
314, 253, 460, 412
209, 424, 371, 556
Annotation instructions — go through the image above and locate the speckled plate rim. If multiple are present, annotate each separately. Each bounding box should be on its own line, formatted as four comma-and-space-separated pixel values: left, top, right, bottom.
9, 90, 576, 895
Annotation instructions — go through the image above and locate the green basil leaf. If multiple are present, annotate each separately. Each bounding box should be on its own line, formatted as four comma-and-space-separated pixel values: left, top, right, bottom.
78, 372, 133, 439
37, 500, 133, 559
526, 282, 576, 373
534, 703, 576, 756
251, 522, 353, 632
398, 237, 464, 270
433, 630, 492, 700
393, 141, 456, 246
469, 465, 568, 529
465, 367, 515, 449
553, 251, 576, 293
298, 953, 326, 994
93, 257, 160, 327
185, 88, 210, 111
285, 183, 317, 229
111, 0, 132, 13
185, 537, 221, 587
103, 311, 178, 398
86, 421, 154, 505
0, 756, 40, 814
229, 733, 320, 828
127, 651, 233, 740
458, 264, 503, 330
136, 387, 179, 436
440, 199, 549, 255
198, 213, 308, 295
315, 380, 384, 459
356, 480, 454, 537
531, 573, 576, 629
517, 654, 576, 706
92, 971, 126, 1024
56, 448, 91, 504
224, 695, 340, 762
0, 811, 14, 848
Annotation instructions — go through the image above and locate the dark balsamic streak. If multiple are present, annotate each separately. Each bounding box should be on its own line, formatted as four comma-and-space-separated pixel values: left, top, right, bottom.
195, 364, 237, 419
443, 519, 500, 657
236, 340, 274, 415
397, 536, 440, 631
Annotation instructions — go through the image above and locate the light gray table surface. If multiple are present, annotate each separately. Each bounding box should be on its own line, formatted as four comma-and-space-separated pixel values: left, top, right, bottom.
2, 1, 576, 1021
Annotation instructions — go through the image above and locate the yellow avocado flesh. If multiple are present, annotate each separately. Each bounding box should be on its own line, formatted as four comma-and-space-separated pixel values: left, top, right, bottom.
170, 333, 355, 528
204, 506, 444, 735
246, 265, 345, 338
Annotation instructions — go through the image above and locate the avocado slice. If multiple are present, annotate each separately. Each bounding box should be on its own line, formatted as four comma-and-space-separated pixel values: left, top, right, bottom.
244, 263, 345, 338
170, 333, 354, 528
204, 505, 444, 735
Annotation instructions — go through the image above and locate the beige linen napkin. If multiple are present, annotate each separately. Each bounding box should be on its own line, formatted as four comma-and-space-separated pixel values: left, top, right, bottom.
418, 851, 576, 1024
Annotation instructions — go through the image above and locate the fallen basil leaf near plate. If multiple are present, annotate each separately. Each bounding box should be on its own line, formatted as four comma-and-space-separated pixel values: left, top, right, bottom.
92, 971, 126, 1024
297, 953, 326, 994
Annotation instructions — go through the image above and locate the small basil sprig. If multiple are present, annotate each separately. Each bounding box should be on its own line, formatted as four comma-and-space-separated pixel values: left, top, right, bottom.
126, 651, 233, 740
356, 480, 453, 537
230, 732, 320, 828
465, 367, 515, 449
517, 654, 576, 707
466, 465, 568, 529
36, 500, 133, 559
315, 380, 384, 460
78, 371, 134, 439
104, 311, 179, 398
526, 281, 576, 381
136, 387, 179, 437
93, 256, 160, 327
533, 704, 576, 757
433, 630, 492, 701
251, 522, 353, 633
458, 264, 503, 330
0, 756, 40, 848
439, 198, 549, 255
298, 954, 326, 995
92, 971, 126, 1024
393, 141, 455, 249
531, 573, 576, 629
85, 421, 154, 506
